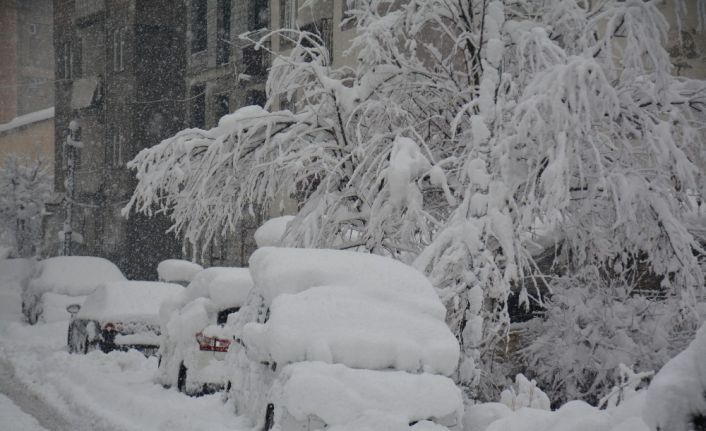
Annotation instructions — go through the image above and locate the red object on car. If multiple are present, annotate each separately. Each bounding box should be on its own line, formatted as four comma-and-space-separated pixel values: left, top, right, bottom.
195, 332, 231, 352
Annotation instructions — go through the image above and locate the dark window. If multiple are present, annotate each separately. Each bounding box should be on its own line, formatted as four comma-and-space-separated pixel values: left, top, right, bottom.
190, 0, 207, 53
248, 0, 268, 31
246, 89, 266, 108
300, 19, 333, 62
215, 94, 230, 121
279, 0, 296, 49
217, 307, 239, 325
243, 44, 268, 76
113, 28, 126, 72
216, 0, 231, 64
341, 0, 360, 31
190, 85, 206, 128
74, 36, 82, 78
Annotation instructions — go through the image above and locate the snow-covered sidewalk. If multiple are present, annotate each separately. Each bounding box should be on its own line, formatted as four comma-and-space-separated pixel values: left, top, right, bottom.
0, 259, 250, 431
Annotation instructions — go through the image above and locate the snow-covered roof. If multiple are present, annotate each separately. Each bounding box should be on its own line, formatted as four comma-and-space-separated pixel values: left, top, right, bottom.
248, 247, 447, 320
0, 107, 54, 134
27, 256, 126, 297
254, 215, 295, 247
270, 362, 462, 429
243, 285, 459, 375
77, 281, 182, 323
157, 259, 203, 283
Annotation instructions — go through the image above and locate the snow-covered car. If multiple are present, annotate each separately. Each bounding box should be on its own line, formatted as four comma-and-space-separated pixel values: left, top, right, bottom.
157, 267, 253, 395
228, 247, 464, 431
22, 256, 126, 324
67, 281, 182, 355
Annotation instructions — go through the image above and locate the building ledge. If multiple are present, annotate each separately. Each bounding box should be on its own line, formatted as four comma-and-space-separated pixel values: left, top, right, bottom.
0, 107, 55, 134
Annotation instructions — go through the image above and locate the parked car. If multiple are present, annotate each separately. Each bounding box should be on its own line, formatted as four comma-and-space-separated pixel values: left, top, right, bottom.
67, 280, 182, 355
227, 247, 463, 431
157, 267, 253, 395
22, 256, 126, 324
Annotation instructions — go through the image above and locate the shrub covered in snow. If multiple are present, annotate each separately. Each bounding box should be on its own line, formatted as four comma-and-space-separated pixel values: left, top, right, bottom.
518, 269, 703, 405
0, 155, 52, 258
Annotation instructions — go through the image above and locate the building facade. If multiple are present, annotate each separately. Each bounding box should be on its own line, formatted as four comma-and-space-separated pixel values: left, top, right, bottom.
0, 0, 54, 165
50, 0, 186, 279
50, 0, 276, 276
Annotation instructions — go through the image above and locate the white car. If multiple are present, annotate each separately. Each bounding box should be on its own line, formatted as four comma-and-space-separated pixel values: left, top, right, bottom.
157, 267, 253, 395
67, 281, 182, 355
22, 256, 126, 324
227, 247, 464, 431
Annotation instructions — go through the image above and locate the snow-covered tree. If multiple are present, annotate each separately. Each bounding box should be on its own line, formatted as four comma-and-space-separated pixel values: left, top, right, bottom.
0, 155, 53, 257
125, 0, 706, 400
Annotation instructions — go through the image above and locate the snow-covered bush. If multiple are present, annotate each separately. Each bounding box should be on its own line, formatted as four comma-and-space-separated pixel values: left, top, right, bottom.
126, 0, 706, 399
518, 268, 703, 405
499, 374, 550, 411
0, 155, 52, 257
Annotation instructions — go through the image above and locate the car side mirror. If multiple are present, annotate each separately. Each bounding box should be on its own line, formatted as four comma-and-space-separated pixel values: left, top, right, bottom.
66, 303, 81, 315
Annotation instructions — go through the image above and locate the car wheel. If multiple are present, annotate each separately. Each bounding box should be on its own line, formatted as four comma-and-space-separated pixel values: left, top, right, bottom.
67, 324, 76, 353
76, 334, 88, 354
177, 362, 187, 393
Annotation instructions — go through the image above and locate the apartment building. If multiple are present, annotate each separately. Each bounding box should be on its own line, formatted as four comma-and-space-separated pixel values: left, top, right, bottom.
49, 0, 186, 278
49, 0, 276, 276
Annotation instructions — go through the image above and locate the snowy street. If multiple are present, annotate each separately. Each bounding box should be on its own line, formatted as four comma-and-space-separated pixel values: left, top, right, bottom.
0, 259, 249, 431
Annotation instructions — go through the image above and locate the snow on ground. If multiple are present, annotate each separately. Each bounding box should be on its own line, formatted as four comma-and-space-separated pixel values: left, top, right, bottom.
0, 394, 49, 431
0, 258, 250, 431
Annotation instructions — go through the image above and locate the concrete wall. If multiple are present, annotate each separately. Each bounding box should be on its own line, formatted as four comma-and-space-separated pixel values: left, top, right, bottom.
0, 118, 55, 165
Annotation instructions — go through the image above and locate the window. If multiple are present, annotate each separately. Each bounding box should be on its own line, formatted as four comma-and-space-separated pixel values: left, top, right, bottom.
341, 0, 361, 31
191, 0, 207, 53
279, 0, 296, 49
215, 94, 230, 121
27, 23, 37, 35
71, 37, 83, 78
216, 0, 231, 64
279, 0, 296, 29
113, 28, 126, 72
111, 134, 123, 167
242, 44, 268, 76
300, 19, 333, 61
248, 0, 268, 32
246, 89, 266, 108
62, 42, 72, 79
190, 85, 206, 128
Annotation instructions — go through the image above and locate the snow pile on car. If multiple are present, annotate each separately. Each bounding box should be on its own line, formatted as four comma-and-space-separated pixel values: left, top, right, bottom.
248, 247, 447, 319
157, 259, 203, 284
643, 321, 706, 431
231, 247, 462, 430
243, 285, 459, 375
77, 281, 182, 324
254, 215, 295, 247
26, 256, 126, 297
269, 362, 463, 430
